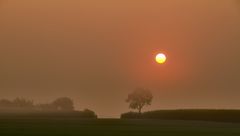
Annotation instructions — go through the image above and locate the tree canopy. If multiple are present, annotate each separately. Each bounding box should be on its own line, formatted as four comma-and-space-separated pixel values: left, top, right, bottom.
126, 88, 153, 113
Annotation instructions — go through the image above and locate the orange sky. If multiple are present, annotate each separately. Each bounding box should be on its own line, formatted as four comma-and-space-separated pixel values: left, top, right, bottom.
0, 0, 240, 117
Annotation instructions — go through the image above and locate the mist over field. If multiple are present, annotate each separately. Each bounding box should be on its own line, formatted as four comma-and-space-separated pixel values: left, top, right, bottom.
0, 0, 240, 117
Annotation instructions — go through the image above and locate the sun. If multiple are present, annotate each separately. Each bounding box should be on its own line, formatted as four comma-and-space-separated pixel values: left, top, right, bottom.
155, 53, 166, 64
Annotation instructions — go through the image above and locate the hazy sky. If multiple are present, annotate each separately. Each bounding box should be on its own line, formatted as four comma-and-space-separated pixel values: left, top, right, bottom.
0, 0, 240, 117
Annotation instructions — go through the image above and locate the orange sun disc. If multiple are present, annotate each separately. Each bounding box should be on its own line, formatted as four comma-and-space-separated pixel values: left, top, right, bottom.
155, 53, 166, 64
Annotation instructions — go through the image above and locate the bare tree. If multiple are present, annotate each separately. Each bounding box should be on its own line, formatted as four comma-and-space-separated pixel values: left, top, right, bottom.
126, 88, 153, 114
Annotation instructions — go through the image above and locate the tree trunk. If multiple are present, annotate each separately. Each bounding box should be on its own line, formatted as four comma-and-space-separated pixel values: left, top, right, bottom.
138, 107, 142, 114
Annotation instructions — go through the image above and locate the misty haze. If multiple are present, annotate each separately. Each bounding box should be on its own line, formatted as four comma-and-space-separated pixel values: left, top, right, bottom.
0, 0, 240, 135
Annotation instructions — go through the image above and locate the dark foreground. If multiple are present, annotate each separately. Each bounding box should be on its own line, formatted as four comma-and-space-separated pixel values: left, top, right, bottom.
121, 110, 240, 122
0, 118, 240, 136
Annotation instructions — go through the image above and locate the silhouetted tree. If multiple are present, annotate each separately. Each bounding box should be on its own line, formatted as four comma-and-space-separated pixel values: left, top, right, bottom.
126, 88, 153, 114
12, 98, 34, 108
81, 109, 98, 118
52, 97, 74, 111
0, 98, 34, 112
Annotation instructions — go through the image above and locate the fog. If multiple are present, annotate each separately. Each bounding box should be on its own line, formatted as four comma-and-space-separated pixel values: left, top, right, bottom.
0, 0, 240, 117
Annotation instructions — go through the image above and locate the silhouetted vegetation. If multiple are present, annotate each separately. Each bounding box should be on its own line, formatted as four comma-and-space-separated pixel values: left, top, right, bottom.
0, 97, 97, 118
126, 88, 153, 114
52, 97, 74, 111
121, 110, 240, 122
80, 109, 98, 118
0, 98, 34, 112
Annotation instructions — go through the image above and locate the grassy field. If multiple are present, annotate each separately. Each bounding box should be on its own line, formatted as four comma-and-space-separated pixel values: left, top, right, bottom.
0, 118, 240, 136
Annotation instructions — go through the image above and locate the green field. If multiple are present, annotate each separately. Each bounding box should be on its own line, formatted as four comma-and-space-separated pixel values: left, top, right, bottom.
0, 118, 240, 136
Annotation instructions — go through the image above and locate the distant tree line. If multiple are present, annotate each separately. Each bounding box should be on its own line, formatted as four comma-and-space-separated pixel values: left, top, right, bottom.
0, 97, 74, 111
2, 88, 239, 122
0, 97, 97, 118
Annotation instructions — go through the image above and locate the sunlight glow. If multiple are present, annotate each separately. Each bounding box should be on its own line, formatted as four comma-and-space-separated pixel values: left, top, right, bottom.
155, 53, 166, 64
